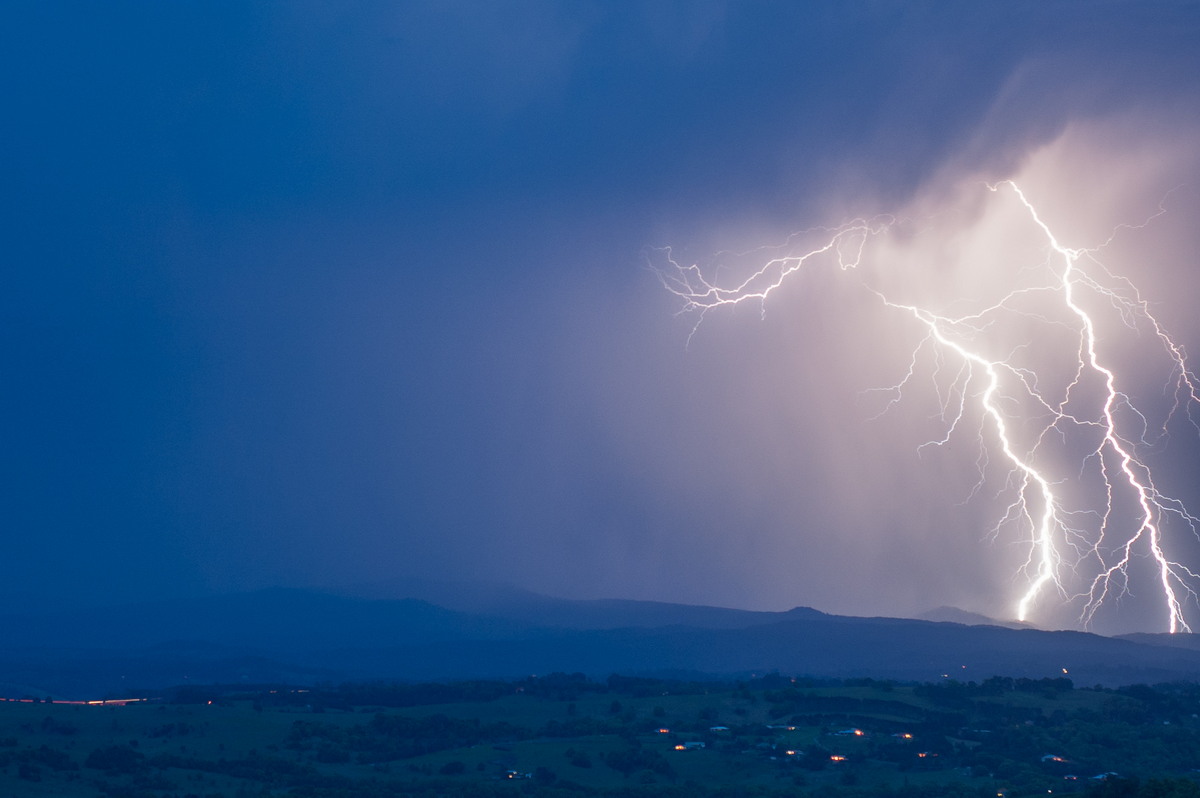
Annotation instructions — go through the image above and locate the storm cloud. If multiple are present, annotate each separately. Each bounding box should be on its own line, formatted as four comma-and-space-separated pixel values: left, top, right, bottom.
3, 2, 1199, 633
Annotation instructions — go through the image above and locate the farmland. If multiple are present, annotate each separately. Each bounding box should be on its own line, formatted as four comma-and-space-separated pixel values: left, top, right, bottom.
0, 675, 1198, 797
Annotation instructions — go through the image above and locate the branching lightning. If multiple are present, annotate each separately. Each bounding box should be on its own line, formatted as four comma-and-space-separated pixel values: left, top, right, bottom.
652, 181, 1200, 632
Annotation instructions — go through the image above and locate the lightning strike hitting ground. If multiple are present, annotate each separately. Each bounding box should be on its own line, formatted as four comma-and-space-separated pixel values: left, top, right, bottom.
652, 181, 1200, 633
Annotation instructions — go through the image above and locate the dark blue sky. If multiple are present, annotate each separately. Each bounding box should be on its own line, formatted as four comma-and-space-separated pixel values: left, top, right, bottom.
4, 2, 1200, 630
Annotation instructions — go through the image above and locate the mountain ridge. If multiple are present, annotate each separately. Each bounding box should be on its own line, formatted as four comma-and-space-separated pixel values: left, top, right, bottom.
4, 586, 1198, 697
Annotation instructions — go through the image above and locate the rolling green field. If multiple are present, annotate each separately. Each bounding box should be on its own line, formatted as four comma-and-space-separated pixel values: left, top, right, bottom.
0, 675, 1198, 797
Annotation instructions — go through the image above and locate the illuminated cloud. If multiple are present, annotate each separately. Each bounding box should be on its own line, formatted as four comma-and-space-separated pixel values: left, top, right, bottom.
650, 118, 1200, 633
4, 3, 1199, 630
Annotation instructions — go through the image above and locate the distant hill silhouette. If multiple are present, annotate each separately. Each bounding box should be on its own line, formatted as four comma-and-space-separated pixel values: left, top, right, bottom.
1117, 632, 1200, 651
915, 606, 1025, 629
337, 576, 825, 629
3, 586, 1200, 697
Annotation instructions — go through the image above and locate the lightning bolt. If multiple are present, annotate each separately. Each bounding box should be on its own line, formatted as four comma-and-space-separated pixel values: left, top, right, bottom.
652, 181, 1200, 633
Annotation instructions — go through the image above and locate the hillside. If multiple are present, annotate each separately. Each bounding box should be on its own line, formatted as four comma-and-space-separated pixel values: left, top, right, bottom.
4, 588, 1200, 697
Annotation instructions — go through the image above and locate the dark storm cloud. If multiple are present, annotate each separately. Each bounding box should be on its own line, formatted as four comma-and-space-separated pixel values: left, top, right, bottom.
2, 2, 1199, 626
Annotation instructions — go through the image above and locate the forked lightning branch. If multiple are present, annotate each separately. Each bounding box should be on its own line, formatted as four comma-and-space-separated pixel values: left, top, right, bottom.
652, 181, 1200, 633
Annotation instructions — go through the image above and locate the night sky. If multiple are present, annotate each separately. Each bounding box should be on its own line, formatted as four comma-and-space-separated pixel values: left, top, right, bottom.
5, 2, 1200, 633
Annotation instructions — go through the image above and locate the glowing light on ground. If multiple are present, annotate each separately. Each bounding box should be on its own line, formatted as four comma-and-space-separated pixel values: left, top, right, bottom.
652, 179, 1200, 632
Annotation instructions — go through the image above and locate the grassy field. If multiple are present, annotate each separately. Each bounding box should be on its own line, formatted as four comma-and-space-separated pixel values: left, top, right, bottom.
0, 676, 1194, 797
